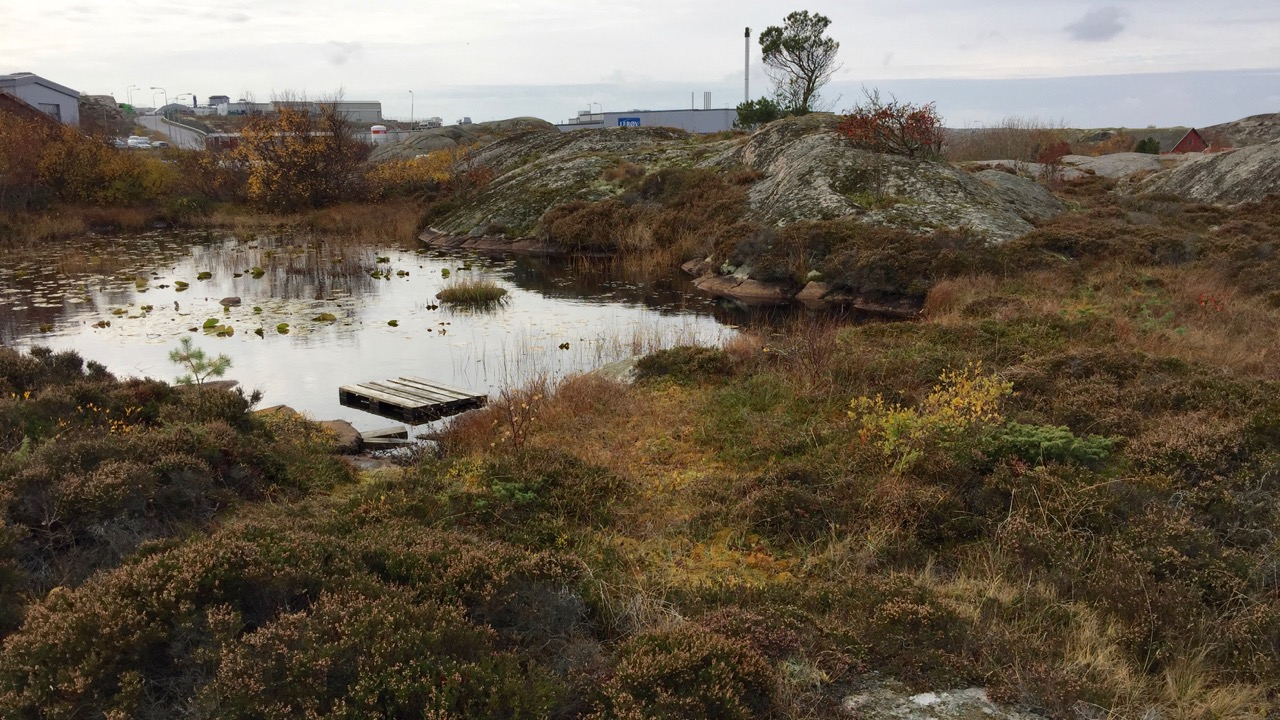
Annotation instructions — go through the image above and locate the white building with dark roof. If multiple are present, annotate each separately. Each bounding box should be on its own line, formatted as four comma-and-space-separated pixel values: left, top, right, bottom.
0, 72, 80, 126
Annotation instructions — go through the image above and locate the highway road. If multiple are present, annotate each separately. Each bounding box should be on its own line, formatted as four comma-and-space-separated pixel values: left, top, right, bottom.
135, 115, 206, 150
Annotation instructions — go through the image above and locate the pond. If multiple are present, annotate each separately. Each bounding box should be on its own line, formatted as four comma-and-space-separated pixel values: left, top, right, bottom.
0, 230, 748, 431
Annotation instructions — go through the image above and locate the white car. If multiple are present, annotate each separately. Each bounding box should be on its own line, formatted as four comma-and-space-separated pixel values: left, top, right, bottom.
126, 136, 152, 149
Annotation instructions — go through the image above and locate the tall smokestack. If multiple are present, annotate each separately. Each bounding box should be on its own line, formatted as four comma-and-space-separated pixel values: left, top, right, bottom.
744, 27, 751, 103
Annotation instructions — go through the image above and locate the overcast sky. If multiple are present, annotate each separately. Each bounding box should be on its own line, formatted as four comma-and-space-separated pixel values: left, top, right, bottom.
3, 0, 1278, 128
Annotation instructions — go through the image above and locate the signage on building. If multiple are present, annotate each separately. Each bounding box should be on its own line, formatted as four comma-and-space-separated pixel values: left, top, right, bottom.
617, 117, 641, 127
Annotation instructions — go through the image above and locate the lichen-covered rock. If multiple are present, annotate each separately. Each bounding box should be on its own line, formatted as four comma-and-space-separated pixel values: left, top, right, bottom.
421, 114, 1062, 249
705, 114, 1052, 242
1060, 152, 1167, 178
842, 682, 1047, 720
424, 126, 721, 239
1138, 139, 1280, 204
973, 170, 1066, 223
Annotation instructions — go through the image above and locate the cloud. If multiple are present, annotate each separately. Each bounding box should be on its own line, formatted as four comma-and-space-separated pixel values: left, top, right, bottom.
1065, 7, 1127, 42
201, 10, 251, 23
324, 41, 364, 66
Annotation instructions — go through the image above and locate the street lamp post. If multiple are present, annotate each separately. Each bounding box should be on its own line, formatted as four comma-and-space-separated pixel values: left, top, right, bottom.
126, 85, 138, 106
150, 86, 168, 107
591, 101, 602, 117
409, 90, 414, 126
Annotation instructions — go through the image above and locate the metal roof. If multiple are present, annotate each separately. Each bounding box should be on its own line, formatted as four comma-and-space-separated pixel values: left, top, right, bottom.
0, 72, 80, 98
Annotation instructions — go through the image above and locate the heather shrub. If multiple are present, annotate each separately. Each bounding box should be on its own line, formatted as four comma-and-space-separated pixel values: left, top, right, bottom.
423, 448, 630, 545
727, 219, 999, 298
696, 606, 810, 662
0, 520, 584, 718
539, 199, 637, 252
196, 591, 562, 719
592, 625, 777, 720
538, 167, 749, 261
0, 345, 353, 605
636, 346, 735, 384
820, 575, 972, 686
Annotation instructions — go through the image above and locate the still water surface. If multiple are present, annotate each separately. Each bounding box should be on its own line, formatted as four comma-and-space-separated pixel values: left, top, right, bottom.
0, 231, 744, 430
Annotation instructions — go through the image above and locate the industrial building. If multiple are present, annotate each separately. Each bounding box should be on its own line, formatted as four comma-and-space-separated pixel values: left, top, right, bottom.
215, 99, 382, 123
557, 107, 736, 134
0, 72, 79, 125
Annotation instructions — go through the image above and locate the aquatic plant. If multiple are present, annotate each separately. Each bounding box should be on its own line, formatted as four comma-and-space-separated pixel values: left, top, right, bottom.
436, 278, 508, 307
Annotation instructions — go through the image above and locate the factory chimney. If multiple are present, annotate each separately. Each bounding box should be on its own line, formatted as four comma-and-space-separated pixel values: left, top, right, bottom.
744, 27, 751, 104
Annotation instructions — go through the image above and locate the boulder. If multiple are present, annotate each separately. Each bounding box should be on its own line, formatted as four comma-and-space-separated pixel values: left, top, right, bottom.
319, 420, 362, 454
219, 296, 242, 307
692, 275, 792, 304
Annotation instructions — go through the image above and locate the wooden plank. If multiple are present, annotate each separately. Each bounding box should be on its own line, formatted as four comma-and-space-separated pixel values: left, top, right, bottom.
381, 378, 469, 402
399, 376, 481, 401
363, 437, 415, 448
364, 381, 453, 405
361, 425, 409, 440
339, 384, 421, 409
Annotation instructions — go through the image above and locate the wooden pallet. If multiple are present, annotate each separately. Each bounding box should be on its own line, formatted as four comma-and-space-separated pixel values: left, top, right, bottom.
339, 376, 487, 424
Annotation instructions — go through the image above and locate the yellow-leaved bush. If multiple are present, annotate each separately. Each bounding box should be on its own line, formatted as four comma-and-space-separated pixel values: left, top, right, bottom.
850, 362, 1013, 471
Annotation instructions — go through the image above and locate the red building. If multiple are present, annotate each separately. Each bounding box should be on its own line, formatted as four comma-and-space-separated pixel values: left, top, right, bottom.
1170, 128, 1210, 154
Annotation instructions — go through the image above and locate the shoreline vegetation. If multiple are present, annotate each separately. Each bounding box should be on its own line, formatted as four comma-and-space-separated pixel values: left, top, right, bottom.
1, 100, 1279, 717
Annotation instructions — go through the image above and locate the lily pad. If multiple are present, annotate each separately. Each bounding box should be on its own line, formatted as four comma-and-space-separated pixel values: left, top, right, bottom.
387, 320, 398, 327
312, 313, 337, 322
254, 328, 264, 337
202, 318, 220, 329
276, 323, 290, 334
196, 271, 212, 280
250, 267, 265, 279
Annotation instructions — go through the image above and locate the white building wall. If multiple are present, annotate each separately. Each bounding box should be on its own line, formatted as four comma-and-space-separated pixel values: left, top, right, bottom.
557, 108, 735, 134
0, 76, 80, 125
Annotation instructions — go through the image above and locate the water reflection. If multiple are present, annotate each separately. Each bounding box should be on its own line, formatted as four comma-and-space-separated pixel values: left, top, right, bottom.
0, 231, 755, 430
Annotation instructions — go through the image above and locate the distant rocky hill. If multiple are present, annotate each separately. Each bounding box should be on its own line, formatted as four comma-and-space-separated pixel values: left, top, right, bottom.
368, 117, 555, 162
1202, 113, 1280, 148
